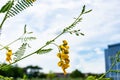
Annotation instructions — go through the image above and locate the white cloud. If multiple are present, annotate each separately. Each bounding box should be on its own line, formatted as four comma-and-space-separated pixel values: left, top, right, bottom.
94, 48, 104, 55
69, 50, 105, 73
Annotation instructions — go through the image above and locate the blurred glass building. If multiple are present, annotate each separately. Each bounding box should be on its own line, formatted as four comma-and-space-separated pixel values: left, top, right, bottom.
104, 43, 120, 80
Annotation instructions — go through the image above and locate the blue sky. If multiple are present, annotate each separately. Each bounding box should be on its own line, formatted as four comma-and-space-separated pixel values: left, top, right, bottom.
0, 0, 120, 73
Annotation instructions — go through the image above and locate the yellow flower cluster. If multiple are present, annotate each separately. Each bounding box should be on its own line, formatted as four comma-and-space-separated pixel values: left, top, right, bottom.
6, 50, 12, 63
57, 40, 70, 75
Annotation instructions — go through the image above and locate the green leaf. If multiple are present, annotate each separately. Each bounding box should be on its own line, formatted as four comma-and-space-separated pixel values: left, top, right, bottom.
24, 25, 27, 34
81, 5, 85, 14
86, 76, 96, 80
0, 1, 13, 13
13, 43, 27, 61
84, 9, 92, 14
24, 37, 36, 41
27, 32, 33, 34
80, 33, 84, 36
75, 33, 79, 36
36, 48, 53, 54
46, 40, 54, 45
69, 32, 72, 34
110, 70, 120, 73
7, 0, 34, 18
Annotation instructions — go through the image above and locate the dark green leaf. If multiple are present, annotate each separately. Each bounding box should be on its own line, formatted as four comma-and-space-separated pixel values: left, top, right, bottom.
0, 1, 13, 13
36, 48, 53, 54
81, 5, 85, 14
80, 33, 84, 36
84, 9, 92, 14
75, 33, 79, 36
46, 40, 54, 45
69, 32, 72, 34
116, 58, 120, 62
24, 25, 27, 34
7, 0, 34, 18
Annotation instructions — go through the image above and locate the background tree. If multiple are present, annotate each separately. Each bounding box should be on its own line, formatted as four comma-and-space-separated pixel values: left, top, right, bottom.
38, 72, 47, 78
0, 64, 24, 79
47, 71, 56, 80
24, 65, 42, 78
70, 69, 85, 78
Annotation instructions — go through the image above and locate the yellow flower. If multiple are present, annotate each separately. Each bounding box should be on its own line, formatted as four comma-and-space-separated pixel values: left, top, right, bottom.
6, 57, 11, 63
64, 45, 69, 49
65, 59, 70, 64
64, 49, 69, 54
57, 53, 61, 58
61, 53, 69, 59
6, 50, 12, 63
62, 64, 70, 75
58, 61, 64, 67
62, 64, 70, 69
6, 50, 12, 56
59, 45, 65, 50
62, 68, 67, 75
63, 40, 68, 45
57, 40, 70, 75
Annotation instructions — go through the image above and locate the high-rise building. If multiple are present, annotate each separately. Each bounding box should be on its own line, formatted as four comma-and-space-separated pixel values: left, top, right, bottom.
104, 43, 120, 80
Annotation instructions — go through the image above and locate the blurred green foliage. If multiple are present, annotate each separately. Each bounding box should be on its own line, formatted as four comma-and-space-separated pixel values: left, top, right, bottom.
0, 64, 24, 79
70, 69, 85, 78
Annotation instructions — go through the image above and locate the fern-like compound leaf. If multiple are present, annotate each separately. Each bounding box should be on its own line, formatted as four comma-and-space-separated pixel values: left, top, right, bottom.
13, 43, 27, 61
7, 0, 34, 18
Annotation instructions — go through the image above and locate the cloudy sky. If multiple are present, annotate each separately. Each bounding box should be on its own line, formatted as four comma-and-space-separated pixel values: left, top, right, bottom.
0, 0, 120, 74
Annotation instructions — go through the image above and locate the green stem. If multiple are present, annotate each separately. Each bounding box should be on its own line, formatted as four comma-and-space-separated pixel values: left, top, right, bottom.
65, 13, 83, 31
0, 25, 27, 50
51, 43, 60, 52
0, 14, 7, 29
0, 34, 24, 50
0, 0, 14, 33
98, 58, 116, 79
0, 11, 8, 35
